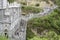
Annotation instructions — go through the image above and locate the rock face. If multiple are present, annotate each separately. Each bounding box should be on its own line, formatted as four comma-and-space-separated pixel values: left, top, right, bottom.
0, 0, 26, 40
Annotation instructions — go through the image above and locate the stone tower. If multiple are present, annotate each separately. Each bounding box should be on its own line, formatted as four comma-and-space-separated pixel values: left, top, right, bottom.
0, 0, 7, 9
0, 0, 8, 34
0, 0, 27, 40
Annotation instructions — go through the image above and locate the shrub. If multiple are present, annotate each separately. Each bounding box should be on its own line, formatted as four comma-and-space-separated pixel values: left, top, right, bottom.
20, 2, 27, 5
27, 9, 60, 34
35, 3, 40, 6
8, 0, 14, 3
21, 6, 42, 13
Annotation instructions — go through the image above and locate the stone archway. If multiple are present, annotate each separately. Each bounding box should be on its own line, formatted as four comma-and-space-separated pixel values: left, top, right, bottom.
4, 29, 8, 38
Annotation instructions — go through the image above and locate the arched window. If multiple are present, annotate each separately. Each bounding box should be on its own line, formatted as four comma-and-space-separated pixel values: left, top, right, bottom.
4, 29, 8, 38
20, 19, 24, 26
15, 29, 19, 36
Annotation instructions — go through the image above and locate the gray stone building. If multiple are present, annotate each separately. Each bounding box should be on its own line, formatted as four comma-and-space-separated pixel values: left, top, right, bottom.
0, 0, 26, 40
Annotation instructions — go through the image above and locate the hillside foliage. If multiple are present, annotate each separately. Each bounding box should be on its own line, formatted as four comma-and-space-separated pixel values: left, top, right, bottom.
27, 8, 60, 40
27, 0, 60, 39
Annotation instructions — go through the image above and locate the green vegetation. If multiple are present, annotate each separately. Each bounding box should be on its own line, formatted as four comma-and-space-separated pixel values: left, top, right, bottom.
7, 0, 15, 3
28, 8, 60, 33
0, 36, 8, 40
51, 0, 60, 7
27, 0, 60, 40
27, 7, 60, 40
21, 6, 42, 13
27, 30, 60, 40
20, 2, 27, 5
27, 0, 60, 37
35, 3, 40, 7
